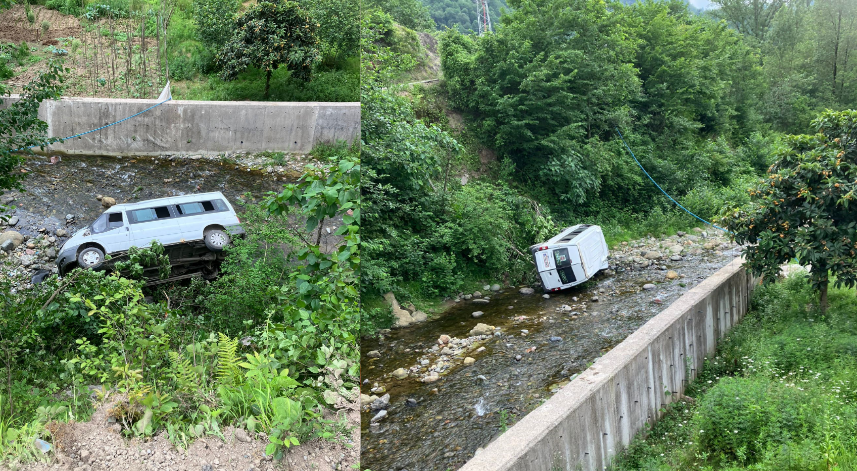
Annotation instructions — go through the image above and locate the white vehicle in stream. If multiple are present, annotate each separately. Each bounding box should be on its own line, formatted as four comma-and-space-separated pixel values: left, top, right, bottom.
529, 224, 609, 292
56, 191, 245, 281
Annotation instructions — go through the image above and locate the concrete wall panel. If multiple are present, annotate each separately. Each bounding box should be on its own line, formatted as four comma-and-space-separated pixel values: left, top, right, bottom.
1, 96, 359, 156
461, 259, 758, 471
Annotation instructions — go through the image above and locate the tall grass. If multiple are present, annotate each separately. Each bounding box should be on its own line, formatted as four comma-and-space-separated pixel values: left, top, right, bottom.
611, 274, 857, 471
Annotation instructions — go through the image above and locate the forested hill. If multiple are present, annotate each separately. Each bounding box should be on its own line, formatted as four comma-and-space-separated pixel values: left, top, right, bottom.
364, 0, 713, 34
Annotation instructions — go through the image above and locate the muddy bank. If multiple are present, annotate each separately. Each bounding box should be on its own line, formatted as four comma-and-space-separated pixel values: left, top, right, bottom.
360, 230, 742, 471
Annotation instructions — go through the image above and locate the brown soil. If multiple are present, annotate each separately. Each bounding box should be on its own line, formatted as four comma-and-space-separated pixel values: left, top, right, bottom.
0, 5, 82, 45
1, 5, 163, 99
8, 395, 359, 471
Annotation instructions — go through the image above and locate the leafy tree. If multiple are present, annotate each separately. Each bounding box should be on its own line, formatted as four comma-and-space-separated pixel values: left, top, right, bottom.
363, 0, 435, 31
711, 0, 788, 43
440, 0, 640, 204
193, 0, 239, 51
0, 61, 65, 211
727, 110, 857, 312
217, 0, 320, 98
303, 0, 359, 61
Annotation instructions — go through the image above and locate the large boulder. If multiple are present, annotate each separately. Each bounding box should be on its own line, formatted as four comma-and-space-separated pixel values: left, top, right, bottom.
384, 292, 415, 327
0, 231, 24, 251
469, 323, 494, 336
101, 196, 116, 209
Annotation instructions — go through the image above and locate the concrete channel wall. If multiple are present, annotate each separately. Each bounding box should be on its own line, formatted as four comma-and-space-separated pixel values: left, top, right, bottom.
460, 258, 759, 471
1, 96, 360, 155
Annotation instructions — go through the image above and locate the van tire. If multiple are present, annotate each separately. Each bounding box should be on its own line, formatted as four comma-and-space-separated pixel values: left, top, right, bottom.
204, 229, 230, 251
77, 247, 105, 269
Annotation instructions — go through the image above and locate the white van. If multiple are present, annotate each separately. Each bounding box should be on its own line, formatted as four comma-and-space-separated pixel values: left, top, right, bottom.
529, 224, 609, 292
56, 191, 244, 277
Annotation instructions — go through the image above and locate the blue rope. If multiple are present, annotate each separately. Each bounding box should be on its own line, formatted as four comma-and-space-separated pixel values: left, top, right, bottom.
615, 127, 731, 234
11, 95, 172, 152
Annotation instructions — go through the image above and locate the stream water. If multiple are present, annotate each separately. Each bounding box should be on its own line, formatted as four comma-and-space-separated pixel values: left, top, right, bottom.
360, 239, 743, 471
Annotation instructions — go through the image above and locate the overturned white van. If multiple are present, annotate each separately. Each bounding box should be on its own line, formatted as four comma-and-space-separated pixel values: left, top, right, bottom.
529, 224, 609, 292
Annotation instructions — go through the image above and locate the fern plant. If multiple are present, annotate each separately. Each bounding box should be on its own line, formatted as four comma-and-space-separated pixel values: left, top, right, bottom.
216, 333, 240, 386
168, 351, 200, 394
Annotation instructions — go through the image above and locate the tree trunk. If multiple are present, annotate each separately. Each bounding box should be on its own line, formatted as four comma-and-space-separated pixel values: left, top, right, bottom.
265, 69, 272, 98
820, 282, 828, 313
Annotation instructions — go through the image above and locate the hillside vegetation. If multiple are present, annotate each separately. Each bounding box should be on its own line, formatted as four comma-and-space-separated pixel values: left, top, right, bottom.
361, 0, 857, 332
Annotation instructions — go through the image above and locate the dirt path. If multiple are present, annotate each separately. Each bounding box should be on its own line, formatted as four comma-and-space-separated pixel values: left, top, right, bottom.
9, 395, 358, 471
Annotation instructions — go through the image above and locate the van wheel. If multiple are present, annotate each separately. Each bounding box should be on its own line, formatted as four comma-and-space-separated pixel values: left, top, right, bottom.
78, 247, 105, 269
204, 229, 230, 251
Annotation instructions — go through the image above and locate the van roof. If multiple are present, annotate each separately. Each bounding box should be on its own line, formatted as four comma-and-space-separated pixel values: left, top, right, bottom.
107, 191, 227, 211
532, 224, 600, 248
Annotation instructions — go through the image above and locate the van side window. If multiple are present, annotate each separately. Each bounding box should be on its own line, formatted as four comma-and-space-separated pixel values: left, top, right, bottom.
176, 200, 222, 215
91, 213, 124, 233
177, 202, 205, 215
108, 213, 124, 229
130, 206, 171, 223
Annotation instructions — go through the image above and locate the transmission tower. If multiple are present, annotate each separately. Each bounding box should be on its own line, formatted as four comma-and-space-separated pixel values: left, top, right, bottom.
476, 0, 492, 35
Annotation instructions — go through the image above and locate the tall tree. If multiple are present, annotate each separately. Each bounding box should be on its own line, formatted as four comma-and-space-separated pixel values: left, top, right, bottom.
217, 0, 320, 98
813, 0, 857, 103
728, 110, 857, 312
711, 0, 788, 43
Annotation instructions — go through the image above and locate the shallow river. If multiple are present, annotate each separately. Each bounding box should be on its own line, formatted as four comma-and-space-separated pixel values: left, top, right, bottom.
360, 242, 743, 471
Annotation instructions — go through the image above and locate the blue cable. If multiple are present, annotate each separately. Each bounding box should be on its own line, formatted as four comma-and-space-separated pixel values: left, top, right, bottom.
615, 127, 732, 234
10, 95, 173, 152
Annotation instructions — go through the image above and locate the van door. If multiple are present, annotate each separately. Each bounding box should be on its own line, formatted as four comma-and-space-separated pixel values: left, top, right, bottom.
127, 205, 183, 248
89, 212, 130, 254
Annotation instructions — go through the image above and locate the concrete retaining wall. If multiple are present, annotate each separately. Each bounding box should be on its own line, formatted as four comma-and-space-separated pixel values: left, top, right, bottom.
1, 96, 360, 156
460, 258, 758, 471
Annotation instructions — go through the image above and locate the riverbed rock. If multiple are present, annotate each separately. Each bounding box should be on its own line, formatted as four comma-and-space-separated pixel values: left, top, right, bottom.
440, 347, 453, 356
412, 310, 428, 322
519, 287, 535, 295
438, 335, 451, 345
677, 231, 686, 237
549, 336, 563, 342
644, 251, 662, 260
384, 292, 416, 327
703, 241, 718, 250
469, 323, 494, 336
371, 394, 390, 410
6, 216, 18, 227
463, 294, 472, 300
542, 294, 550, 299
490, 284, 501, 291
670, 255, 683, 261
463, 357, 476, 366
483, 285, 491, 291
392, 368, 408, 380
471, 311, 484, 319
423, 372, 440, 383
667, 245, 683, 254
367, 350, 381, 358
643, 283, 656, 290
101, 196, 116, 209
473, 291, 482, 298
55, 229, 67, 237
0, 231, 23, 250
0, 239, 13, 253
472, 299, 489, 304
666, 270, 679, 280
360, 394, 373, 406
370, 410, 388, 423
